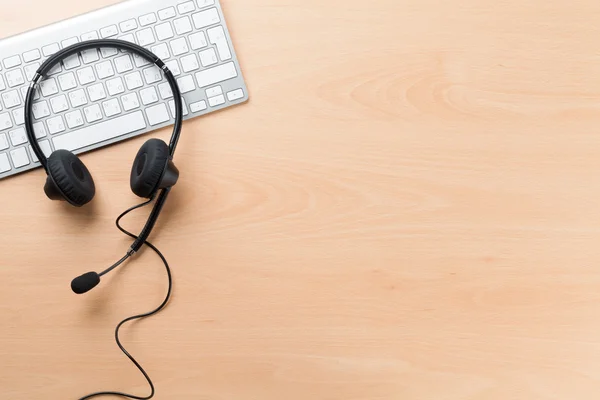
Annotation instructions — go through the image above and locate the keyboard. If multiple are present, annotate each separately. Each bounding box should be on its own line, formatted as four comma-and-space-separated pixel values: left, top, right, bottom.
0, 0, 248, 180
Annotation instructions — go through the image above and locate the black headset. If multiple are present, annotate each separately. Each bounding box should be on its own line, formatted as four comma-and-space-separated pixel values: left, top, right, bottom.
26, 39, 183, 293
25, 39, 184, 399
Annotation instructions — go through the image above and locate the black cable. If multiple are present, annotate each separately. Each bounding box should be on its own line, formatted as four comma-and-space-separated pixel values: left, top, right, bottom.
78, 198, 173, 400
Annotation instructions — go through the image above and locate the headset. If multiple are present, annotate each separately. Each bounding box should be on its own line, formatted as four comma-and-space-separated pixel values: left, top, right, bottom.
25, 39, 183, 399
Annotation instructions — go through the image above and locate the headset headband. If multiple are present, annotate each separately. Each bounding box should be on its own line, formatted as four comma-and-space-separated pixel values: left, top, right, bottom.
24, 39, 184, 172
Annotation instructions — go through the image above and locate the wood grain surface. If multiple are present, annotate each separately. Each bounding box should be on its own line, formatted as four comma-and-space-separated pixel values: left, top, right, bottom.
3, 0, 600, 398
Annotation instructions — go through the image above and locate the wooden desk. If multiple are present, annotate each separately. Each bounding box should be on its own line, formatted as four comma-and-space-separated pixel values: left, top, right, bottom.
3, 0, 600, 398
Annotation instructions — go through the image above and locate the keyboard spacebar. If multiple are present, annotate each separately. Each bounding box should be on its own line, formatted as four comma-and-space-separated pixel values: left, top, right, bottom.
53, 111, 147, 152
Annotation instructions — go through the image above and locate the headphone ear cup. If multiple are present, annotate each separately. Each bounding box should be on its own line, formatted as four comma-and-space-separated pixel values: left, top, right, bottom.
130, 138, 169, 198
46, 149, 96, 207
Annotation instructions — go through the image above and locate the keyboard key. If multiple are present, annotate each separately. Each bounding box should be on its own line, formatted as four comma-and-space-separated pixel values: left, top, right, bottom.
121, 93, 140, 111
178, 1, 196, 13
96, 61, 115, 79
0, 133, 8, 150
50, 94, 69, 113
47, 116, 66, 134
139, 13, 157, 26
100, 25, 118, 38
208, 26, 232, 61
42, 43, 60, 57
81, 31, 99, 41
176, 75, 195, 93
0, 152, 10, 172
206, 86, 222, 97
208, 94, 225, 107
199, 48, 218, 67
2, 90, 21, 109
32, 101, 50, 120
58, 72, 77, 91
23, 49, 41, 63
102, 98, 121, 117
68, 89, 88, 108
48, 64, 62, 76
84, 104, 103, 123
40, 78, 58, 97
133, 53, 151, 68
9, 127, 27, 146
33, 122, 46, 138
195, 62, 237, 87
158, 82, 173, 99
118, 33, 136, 46
174, 16, 193, 35
165, 60, 181, 76
227, 89, 244, 101
158, 7, 176, 20
106, 77, 125, 96
63, 53, 81, 70
189, 32, 208, 50
120, 19, 138, 32
143, 66, 162, 84
87, 83, 107, 102
189, 100, 207, 113
170, 37, 189, 56
136, 28, 156, 46
168, 98, 189, 118
12, 108, 24, 125
3, 55, 21, 69
53, 111, 146, 151
151, 43, 170, 60
6, 70, 25, 88
125, 71, 143, 90
24, 63, 40, 81
145, 103, 170, 125
65, 110, 84, 129
140, 87, 159, 105
29, 140, 52, 163
181, 54, 199, 73
114, 55, 133, 73
61, 37, 79, 48
101, 47, 118, 58
10, 147, 29, 168
0, 76, 5, 91
82, 49, 100, 64
0, 112, 12, 130
179, 1, 196, 13
77, 67, 96, 85
197, 0, 215, 8
155, 22, 174, 41
192, 8, 220, 29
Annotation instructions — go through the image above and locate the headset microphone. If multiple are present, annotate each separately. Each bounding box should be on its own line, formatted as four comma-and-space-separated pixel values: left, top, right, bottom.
69, 187, 172, 295
70, 249, 135, 294
71, 272, 101, 294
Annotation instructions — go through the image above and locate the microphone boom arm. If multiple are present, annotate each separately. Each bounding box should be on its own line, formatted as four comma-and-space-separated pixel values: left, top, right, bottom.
130, 188, 171, 253
72, 189, 172, 294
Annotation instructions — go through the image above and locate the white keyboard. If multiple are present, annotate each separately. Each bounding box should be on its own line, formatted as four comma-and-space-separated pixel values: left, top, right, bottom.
0, 0, 248, 180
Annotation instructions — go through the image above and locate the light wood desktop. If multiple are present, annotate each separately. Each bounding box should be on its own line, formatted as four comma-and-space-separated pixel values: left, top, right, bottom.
2, 0, 600, 398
